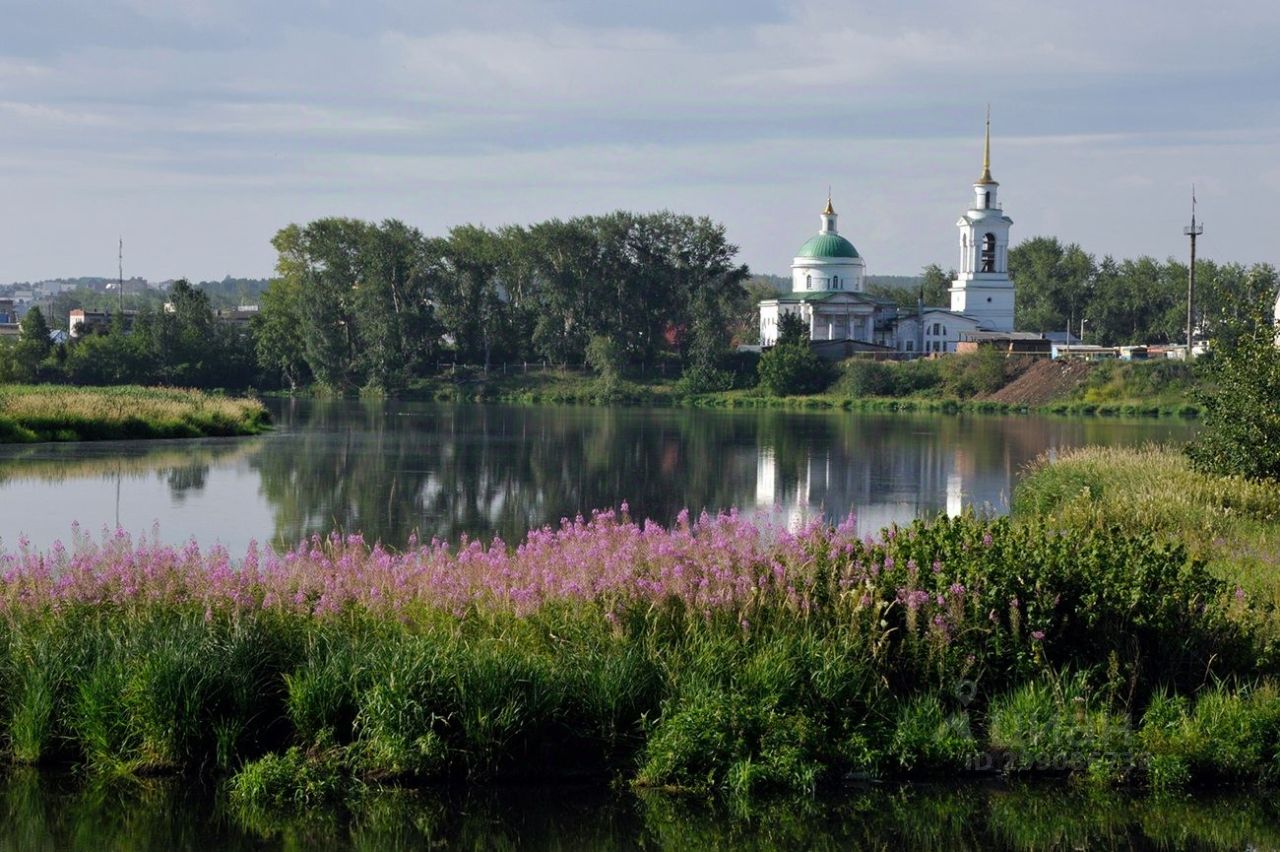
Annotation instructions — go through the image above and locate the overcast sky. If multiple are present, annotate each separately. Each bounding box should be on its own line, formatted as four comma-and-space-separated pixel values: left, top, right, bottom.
0, 0, 1277, 283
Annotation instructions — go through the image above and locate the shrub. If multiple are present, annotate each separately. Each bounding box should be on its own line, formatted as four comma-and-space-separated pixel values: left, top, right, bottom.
840, 359, 893, 397
888, 695, 977, 773
987, 673, 1136, 783
1187, 308, 1280, 480
939, 347, 1010, 398
229, 746, 345, 808
889, 358, 943, 396
585, 335, 625, 382
675, 364, 735, 395
756, 344, 831, 396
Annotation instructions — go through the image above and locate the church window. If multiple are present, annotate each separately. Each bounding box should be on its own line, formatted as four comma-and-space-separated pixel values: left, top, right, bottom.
983, 191, 991, 209
942, 326, 947, 337
832, 275, 839, 289
906, 340, 914, 352
981, 233, 996, 272
806, 275, 812, 290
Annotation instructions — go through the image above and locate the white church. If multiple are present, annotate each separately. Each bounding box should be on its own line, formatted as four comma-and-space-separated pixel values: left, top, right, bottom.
759, 117, 1015, 354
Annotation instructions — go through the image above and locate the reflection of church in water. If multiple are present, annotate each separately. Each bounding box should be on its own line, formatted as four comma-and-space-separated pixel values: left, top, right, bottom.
749, 421, 1028, 536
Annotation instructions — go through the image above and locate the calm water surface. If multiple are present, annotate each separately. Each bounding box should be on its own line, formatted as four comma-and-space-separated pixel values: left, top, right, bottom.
0, 400, 1196, 553
3, 770, 1278, 850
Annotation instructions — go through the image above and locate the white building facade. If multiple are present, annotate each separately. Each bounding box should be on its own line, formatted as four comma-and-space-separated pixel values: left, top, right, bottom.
894, 308, 985, 355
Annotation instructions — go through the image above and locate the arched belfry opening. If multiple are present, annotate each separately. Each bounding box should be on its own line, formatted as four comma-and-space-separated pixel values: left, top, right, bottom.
980, 233, 996, 272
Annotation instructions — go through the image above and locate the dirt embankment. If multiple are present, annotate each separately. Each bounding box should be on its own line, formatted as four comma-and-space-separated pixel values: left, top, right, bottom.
985, 359, 1092, 406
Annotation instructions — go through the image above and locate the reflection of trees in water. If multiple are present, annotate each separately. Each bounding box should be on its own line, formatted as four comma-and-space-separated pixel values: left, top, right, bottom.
0, 767, 1275, 849
251, 401, 1198, 550
253, 402, 773, 548
0, 441, 255, 502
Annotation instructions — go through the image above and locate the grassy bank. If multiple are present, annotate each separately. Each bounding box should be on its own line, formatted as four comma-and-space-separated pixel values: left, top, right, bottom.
1014, 444, 1280, 619
0, 385, 269, 442
0, 507, 1274, 801
395, 359, 1202, 418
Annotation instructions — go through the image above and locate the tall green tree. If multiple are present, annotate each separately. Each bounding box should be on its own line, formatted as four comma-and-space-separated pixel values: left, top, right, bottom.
1009, 236, 1095, 334
919, 264, 954, 307
254, 274, 309, 391
1187, 307, 1280, 480
354, 220, 444, 390
9, 307, 54, 382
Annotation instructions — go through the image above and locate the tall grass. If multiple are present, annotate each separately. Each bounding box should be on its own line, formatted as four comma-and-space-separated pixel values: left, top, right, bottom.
1014, 444, 1280, 613
0, 506, 1274, 798
0, 384, 269, 442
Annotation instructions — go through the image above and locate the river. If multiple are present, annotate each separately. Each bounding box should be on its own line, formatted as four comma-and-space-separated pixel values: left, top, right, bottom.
0, 400, 1195, 554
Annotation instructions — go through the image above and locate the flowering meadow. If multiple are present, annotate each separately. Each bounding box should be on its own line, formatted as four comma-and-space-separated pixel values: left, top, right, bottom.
0, 506, 1276, 800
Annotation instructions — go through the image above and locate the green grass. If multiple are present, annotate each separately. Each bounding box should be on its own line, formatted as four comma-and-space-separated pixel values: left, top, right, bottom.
1013, 444, 1280, 607
0, 384, 269, 442
1069, 360, 1200, 409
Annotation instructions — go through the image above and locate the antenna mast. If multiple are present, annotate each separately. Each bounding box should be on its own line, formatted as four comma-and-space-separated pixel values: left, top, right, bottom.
118, 237, 124, 315
1183, 187, 1203, 360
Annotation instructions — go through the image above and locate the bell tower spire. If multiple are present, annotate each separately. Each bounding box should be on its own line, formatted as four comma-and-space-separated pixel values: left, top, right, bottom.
977, 105, 994, 185
949, 108, 1015, 332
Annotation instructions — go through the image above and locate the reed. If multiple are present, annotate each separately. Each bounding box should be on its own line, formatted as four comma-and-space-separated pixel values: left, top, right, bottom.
0, 384, 268, 442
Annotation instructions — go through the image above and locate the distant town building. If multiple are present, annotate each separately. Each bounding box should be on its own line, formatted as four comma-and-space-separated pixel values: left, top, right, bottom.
894, 308, 985, 355
68, 308, 137, 338
957, 331, 1051, 356
0, 299, 18, 337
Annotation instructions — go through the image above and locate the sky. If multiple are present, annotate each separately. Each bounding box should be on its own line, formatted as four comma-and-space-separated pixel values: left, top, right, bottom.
0, 0, 1278, 283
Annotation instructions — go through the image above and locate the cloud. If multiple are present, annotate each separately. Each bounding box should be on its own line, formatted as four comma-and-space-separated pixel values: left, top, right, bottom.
0, 0, 1277, 281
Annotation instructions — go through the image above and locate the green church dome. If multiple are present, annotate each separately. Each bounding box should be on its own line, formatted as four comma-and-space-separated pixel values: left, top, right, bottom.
795, 233, 859, 259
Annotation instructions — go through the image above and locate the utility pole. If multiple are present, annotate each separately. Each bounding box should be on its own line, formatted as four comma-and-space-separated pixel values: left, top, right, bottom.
1183, 187, 1203, 360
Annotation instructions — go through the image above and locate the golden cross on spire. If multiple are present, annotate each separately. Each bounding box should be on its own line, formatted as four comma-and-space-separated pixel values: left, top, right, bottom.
823, 186, 835, 215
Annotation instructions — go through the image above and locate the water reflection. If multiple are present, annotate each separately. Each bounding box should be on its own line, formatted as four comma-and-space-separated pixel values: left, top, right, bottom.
1, 769, 1277, 851
0, 401, 1196, 553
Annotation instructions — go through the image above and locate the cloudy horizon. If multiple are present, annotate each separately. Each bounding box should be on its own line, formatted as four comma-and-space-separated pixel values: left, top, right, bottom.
1, 0, 1277, 283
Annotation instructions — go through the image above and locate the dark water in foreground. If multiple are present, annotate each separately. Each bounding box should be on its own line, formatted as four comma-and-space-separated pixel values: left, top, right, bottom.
3, 770, 1278, 850
0, 400, 1196, 554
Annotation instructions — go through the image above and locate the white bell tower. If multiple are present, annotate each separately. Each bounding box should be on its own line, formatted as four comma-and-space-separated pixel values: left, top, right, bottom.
949, 110, 1015, 331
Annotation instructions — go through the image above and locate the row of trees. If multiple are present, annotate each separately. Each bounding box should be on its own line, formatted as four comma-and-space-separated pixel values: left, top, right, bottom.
2, 217, 1276, 392
0, 282, 256, 387
255, 213, 750, 391
1008, 237, 1279, 346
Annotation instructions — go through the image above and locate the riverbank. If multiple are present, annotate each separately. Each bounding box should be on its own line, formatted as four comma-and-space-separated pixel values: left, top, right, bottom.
0, 385, 270, 442
0, 503, 1273, 802
400, 364, 1202, 418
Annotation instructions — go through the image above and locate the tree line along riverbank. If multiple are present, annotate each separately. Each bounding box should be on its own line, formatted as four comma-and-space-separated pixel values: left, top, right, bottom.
398, 355, 1204, 418
0, 444, 1278, 807
0, 385, 269, 442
